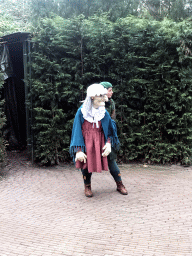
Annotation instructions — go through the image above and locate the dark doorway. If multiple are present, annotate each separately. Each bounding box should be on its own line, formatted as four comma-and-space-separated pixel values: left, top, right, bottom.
0, 33, 30, 151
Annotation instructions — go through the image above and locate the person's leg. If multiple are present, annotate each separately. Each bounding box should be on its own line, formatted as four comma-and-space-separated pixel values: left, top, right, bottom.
81, 168, 93, 197
108, 158, 122, 182
108, 158, 128, 195
81, 168, 92, 185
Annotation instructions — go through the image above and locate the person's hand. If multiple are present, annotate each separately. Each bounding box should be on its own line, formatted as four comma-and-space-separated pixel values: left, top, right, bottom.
75, 152, 87, 163
102, 143, 111, 157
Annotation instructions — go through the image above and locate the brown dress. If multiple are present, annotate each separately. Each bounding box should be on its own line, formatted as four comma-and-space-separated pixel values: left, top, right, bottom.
75, 120, 108, 173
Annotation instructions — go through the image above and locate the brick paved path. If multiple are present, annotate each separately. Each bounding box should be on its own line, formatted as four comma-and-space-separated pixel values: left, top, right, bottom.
0, 151, 192, 256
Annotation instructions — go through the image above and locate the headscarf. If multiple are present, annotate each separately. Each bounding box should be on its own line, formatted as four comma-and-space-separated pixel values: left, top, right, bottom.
100, 81, 113, 89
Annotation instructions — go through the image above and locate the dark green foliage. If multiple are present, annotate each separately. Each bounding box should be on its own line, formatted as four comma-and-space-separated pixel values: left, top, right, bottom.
33, 107, 69, 165
112, 18, 192, 164
31, 15, 85, 164
31, 15, 192, 165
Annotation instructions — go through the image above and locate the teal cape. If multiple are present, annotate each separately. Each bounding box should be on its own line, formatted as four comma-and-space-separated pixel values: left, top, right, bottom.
70, 107, 120, 160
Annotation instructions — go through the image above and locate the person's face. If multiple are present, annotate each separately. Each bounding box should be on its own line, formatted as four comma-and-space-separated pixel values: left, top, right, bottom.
107, 87, 113, 99
92, 95, 107, 108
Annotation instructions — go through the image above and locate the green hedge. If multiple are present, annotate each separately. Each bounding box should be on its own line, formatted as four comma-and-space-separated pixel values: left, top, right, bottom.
31, 15, 192, 165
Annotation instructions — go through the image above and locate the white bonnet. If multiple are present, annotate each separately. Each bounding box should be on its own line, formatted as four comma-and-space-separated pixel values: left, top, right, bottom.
87, 83, 107, 97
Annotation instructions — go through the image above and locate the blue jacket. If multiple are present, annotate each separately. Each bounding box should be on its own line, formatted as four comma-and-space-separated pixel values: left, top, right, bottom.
70, 107, 120, 160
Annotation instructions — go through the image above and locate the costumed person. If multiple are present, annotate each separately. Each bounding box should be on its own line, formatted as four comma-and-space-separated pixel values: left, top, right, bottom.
70, 83, 121, 197
100, 81, 128, 195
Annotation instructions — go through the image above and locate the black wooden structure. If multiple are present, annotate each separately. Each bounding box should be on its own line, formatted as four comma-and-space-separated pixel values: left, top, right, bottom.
0, 32, 33, 162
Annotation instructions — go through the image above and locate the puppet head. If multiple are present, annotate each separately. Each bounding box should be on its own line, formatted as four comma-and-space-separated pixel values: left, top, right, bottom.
81, 83, 108, 127
87, 83, 108, 108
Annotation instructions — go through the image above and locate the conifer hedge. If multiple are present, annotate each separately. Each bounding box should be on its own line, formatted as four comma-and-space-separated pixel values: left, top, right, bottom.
31, 15, 192, 165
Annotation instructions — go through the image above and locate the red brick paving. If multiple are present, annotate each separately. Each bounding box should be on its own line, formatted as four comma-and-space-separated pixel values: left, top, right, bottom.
0, 151, 192, 255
